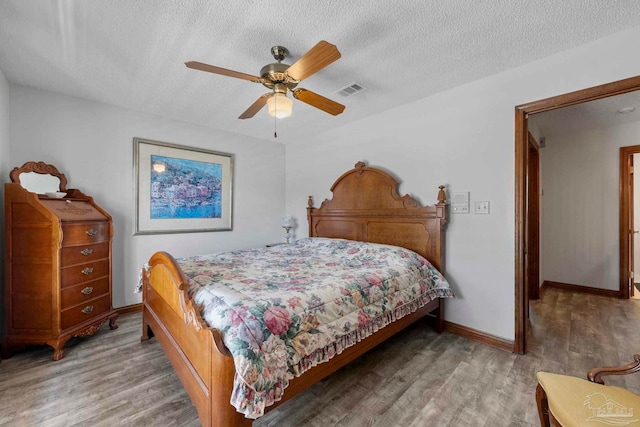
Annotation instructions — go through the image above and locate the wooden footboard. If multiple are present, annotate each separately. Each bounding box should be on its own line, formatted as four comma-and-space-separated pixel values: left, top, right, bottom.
141, 251, 251, 427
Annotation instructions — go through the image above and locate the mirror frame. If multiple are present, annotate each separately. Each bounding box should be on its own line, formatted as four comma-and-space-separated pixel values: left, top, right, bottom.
9, 161, 68, 192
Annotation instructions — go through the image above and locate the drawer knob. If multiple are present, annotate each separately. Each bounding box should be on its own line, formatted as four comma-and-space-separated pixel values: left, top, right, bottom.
81, 267, 94, 275
86, 229, 98, 236
80, 248, 94, 256
81, 286, 93, 295
81, 305, 94, 314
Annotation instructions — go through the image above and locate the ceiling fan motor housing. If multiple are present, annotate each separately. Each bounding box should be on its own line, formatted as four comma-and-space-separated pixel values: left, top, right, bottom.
260, 62, 299, 90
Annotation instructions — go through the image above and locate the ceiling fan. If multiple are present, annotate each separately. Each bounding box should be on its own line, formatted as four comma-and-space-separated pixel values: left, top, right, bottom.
185, 41, 346, 120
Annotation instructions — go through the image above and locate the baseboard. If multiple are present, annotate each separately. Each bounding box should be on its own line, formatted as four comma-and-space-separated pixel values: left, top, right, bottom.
541, 281, 620, 298
444, 321, 514, 352
115, 303, 143, 315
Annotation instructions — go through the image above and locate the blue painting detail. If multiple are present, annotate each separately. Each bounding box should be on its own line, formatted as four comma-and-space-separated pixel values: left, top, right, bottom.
150, 155, 222, 219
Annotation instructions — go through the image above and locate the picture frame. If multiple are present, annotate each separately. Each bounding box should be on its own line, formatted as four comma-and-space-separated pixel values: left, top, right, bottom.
133, 137, 233, 235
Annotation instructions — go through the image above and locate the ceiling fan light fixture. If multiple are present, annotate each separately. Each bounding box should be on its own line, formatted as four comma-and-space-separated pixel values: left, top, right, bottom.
267, 92, 293, 119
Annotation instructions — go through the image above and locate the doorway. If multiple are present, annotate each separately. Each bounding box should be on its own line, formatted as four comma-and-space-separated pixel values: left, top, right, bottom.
514, 75, 640, 354
620, 146, 640, 300
633, 153, 640, 299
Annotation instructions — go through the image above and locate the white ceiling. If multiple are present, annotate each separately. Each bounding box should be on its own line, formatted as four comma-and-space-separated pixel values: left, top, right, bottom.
1, 1, 640, 144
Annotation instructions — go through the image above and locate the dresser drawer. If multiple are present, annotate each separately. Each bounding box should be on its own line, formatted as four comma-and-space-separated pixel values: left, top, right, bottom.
60, 277, 109, 309
62, 222, 109, 246
60, 259, 109, 288
61, 294, 111, 330
61, 242, 109, 267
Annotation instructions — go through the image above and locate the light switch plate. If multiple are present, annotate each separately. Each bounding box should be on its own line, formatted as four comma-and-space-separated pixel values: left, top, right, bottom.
475, 201, 490, 214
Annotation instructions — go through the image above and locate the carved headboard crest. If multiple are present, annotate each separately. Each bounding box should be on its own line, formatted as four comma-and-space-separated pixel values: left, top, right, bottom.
314, 161, 442, 211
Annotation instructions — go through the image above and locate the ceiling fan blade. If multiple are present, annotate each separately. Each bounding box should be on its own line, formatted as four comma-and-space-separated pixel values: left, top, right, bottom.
285, 41, 341, 81
185, 61, 263, 83
239, 93, 273, 119
292, 88, 345, 116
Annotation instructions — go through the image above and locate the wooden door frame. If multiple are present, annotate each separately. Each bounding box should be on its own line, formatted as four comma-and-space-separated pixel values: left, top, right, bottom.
527, 133, 540, 302
514, 75, 640, 354
620, 146, 640, 299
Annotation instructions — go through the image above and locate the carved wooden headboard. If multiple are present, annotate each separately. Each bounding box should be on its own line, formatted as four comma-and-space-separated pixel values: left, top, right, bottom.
307, 161, 447, 272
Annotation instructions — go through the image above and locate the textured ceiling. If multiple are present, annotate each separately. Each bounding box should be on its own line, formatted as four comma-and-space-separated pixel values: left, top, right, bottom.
1, 1, 640, 144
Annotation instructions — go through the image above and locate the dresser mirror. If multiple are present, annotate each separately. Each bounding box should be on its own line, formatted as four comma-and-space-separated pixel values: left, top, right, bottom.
9, 161, 68, 194
17, 172, 62, 194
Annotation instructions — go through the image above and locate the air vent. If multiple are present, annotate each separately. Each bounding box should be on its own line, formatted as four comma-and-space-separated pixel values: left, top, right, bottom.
335, 82, 367, 98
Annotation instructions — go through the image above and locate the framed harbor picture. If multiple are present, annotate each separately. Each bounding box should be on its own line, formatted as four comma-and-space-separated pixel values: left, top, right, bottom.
133, 138, 233, 234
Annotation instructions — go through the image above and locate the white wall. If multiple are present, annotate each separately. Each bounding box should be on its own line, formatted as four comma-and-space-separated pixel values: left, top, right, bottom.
0, 66, 10, 337
0, 66, 9, 207
635, 153, 640, 281
541, 121, 640, 290
9, 85, 286, 308
285, 26, 640, 341
0, 66, 10, 219
0, 67, 9, 171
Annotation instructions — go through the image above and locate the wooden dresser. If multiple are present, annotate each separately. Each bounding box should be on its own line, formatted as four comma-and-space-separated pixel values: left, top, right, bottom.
3, 162, 118, 360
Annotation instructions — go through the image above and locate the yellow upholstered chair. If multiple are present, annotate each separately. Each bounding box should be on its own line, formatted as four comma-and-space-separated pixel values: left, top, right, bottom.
536, 355, 640, 426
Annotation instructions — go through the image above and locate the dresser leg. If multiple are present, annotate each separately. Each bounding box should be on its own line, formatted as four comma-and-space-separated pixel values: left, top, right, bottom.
1, 340, 13, 359
108, 313, 119, 330
47, 337, 71, 361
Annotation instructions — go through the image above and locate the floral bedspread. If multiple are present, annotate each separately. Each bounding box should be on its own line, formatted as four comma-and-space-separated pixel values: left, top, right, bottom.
178, 237, 453, 419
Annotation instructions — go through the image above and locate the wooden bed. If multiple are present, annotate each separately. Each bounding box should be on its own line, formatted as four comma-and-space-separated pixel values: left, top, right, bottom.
140, 161, 448, 426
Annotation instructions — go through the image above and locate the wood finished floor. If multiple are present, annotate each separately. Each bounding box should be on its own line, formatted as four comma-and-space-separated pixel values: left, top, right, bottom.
2, 287, 640, 426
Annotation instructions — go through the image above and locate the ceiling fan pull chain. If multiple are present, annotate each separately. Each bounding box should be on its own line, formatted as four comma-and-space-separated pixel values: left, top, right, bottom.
274, 89, 278, 138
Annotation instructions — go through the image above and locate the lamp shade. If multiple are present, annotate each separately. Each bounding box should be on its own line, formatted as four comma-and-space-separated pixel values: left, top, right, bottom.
268, 93, 293, 119
281, 215, 295, 228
